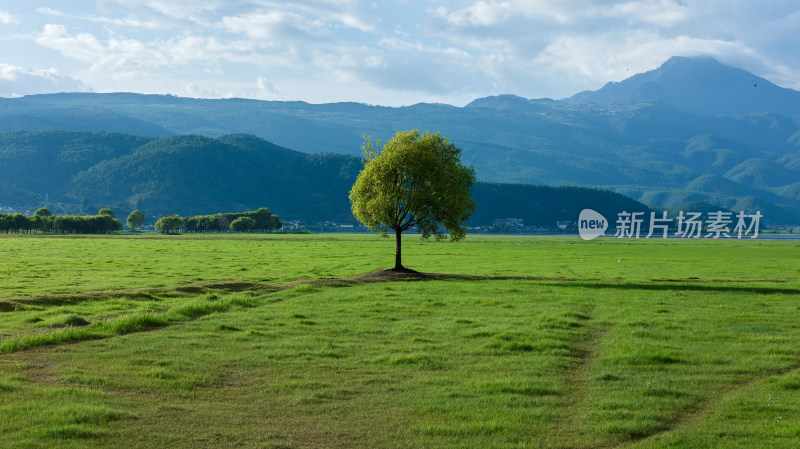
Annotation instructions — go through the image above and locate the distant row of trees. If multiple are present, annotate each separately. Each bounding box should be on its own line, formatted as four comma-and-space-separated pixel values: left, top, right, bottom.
0, 208, 126, 235
155, 208, 282, 234
0, 206, 280, 235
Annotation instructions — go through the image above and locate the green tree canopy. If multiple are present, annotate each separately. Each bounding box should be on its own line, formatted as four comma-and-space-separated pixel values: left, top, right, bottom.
349, 130, 476, 271
229, 216, 256, 232
127, 209, 145, 231
98, 208, 115, 218
182, 208, 281, 233
34, 207, 52, 217
51, 214, 122, 234
155, 215, 184, 234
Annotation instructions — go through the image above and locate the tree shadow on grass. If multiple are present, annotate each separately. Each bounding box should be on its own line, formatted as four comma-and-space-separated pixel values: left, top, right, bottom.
352, 270, 799, 295
538, 280, 800, 296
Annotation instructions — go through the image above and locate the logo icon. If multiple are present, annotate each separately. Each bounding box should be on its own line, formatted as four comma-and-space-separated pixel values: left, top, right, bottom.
578, 209, 608, 240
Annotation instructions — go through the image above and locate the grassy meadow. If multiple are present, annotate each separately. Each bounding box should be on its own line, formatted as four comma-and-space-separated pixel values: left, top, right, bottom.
1, 233, 799, 448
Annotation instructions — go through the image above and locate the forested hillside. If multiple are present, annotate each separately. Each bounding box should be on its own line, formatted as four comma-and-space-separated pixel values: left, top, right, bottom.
71, 133, 363, 221
470, 184, 651, 227
0, 130, 658, 226
0, 131, 154, 212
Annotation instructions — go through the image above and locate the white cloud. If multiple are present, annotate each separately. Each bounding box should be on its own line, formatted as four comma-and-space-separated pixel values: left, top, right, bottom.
0, 64, 87, 97
435, 1, 513, 27
35, 8, 66, 17
321, 35, 492, 97
139, 0, 223, 19
36, 25, 108, 62
255, 76, 279, 99
423, 0, 800, 98
217, 0, 378, 43
267, 1, 377, 32
4, 0, 800, 104
534, 32, 754, 86
184, 82, 233, 98
0, 9, 18, 24
98, 0, 225, 23
590, 0, 689, 26
433, 0, 582, 29
34, 24, 282, 79
220, 11, 328, 42
37, 6, 163, 30
99, 0, 378, 32
256, 76, 273, 91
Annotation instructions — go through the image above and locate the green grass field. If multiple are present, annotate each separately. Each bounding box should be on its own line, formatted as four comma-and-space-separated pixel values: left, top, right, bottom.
1, 233, 799, 448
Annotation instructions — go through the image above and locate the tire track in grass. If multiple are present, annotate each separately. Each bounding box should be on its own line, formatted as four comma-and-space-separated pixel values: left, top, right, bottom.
0, 281, 272, 311
610, 363, 800, 449
3, 270, 798, 447
0, 296, 248, 354
546, 308, 612, 449
0, 276, 362, 355
548, 313, 800, 449
4, 271, 794, 366
0, 271, 581, 355
4, 271, 794, 312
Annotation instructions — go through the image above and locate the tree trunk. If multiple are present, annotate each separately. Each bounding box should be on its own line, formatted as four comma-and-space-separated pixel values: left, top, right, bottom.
394, 229, 403, 271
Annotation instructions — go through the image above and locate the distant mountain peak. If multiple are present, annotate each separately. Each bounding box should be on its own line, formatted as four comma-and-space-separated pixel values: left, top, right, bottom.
565, 56, 800, 117
661, 55, 719, 68
464, 94, 556, 113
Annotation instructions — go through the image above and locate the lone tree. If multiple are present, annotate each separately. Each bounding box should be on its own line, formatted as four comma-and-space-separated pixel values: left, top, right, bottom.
349, 130, 476, 271
127, 209, 145, 231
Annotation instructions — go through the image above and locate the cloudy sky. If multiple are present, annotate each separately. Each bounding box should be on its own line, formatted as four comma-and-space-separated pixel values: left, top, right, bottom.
1, 0, 798, 106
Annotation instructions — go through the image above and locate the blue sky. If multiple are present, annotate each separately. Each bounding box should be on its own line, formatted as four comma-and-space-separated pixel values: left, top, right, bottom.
1, 1, 799, 106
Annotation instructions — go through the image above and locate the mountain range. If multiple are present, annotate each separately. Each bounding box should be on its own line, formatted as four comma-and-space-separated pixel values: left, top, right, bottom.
1, 56, 799, 224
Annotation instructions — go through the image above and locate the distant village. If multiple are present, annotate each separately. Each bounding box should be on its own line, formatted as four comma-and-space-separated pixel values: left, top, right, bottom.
0, 206, 30, 215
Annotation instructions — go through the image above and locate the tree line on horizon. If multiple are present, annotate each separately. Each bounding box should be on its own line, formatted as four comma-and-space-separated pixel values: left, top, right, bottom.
1, 206, 282, 235
0, 207, 129, 235
155, 208, 282, 234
